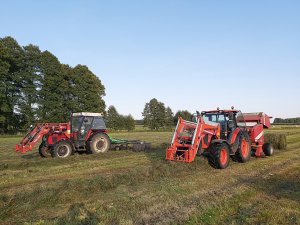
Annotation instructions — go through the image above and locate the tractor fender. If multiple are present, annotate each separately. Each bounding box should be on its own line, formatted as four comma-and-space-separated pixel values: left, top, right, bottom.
210, 139, 232, 153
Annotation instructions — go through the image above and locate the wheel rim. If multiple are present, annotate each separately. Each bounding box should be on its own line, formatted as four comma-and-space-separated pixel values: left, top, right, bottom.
241, 138, 249, 158
58, 145, 69, 157
95, 138, 107, 152
220, 148, 228, 165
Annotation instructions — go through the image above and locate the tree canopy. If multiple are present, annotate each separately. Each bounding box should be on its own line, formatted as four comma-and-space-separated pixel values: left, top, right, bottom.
142, 98, 175, 130
174, 110, 192, 124
106, 105, 135, 131
0, 36, 106, 133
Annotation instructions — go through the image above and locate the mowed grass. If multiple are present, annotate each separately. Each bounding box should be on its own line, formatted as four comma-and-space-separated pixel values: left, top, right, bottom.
0, 127, 299, 224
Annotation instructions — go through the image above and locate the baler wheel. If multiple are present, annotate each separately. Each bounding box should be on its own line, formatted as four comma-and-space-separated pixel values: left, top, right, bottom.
88, 133, 111, 154
263, 143, 274, 156
234, 133, 251, 163
51, 141, 73, 158
208, 143, 230, 169
38, 142, 51, 158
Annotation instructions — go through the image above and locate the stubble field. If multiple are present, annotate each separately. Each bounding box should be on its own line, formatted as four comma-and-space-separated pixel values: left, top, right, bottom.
0, 127, 300, 224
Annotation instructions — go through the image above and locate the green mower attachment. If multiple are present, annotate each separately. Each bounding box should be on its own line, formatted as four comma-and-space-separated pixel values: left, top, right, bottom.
108, 136, 151, 152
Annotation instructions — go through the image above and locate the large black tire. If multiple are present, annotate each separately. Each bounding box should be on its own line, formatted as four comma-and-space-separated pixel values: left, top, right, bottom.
38, 142, 51, 158
88, 133, 111, 154
51, 141, 73, 158
263, 143, 274, 156
208, 143, 230, 169
234, 133, 251, 163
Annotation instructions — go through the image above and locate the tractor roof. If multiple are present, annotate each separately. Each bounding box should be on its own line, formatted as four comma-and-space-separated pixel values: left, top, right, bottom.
202, 109, 240, 114
72, 112, 103, 117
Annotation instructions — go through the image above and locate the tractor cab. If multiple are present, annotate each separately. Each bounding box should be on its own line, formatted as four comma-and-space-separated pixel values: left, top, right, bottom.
201, 109, 246, 140
71, 112, 106, 143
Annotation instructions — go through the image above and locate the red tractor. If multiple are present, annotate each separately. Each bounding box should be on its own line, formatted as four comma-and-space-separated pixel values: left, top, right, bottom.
166, 108, 273, 169
16, 112, 111, 158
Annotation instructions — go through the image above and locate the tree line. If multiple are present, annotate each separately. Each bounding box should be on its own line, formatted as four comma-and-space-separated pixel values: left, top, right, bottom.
142, 98, 193, 130
0, 37, 193, 133
273, 117, 300, 125
106, 106, 135, 131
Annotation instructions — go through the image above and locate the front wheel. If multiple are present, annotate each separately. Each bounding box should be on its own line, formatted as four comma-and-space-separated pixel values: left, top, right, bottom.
51, 141, 73, 158
88, 133, 111, 154
39, 142, 51, 158
208, 143, 230, 169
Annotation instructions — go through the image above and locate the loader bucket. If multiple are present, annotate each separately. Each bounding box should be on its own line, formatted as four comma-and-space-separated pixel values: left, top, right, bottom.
15, 144, 33, 153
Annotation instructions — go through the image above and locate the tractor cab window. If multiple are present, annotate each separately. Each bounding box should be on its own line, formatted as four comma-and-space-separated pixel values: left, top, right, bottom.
81, 117, 93, 131
78, 117, 93, 139
71, 116, 84, 132
203, 113, 226, 124
92, 117, 106, 129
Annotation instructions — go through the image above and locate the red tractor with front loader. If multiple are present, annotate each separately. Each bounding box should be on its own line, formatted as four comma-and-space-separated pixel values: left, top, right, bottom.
16, 112, 150, 158
166, 108, 273, 169
16, 112, 111, 158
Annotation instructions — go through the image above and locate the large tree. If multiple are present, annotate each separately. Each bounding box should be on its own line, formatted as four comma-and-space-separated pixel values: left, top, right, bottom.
67, 65, 106, 114
123, 114, 135, 131
16, 44, 41, 127
165, 106, 174, 128
37, 51, 68, 122
106, 105, 135, 131
174, 110, 192, 124
106, 105, 120, 130
142, 98, 166, 130
0, 37, 24, 132
0, 36, 107, 132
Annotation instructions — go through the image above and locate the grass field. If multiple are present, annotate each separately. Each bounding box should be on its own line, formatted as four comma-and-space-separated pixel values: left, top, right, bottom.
0, 127, 300, 224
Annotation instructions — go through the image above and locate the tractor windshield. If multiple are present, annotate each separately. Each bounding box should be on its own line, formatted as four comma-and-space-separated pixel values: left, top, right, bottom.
71, 116, 84, 132
203, 113, 226, 124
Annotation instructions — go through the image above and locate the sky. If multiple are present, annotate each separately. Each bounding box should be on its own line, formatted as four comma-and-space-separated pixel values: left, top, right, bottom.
1, 0, 300, 119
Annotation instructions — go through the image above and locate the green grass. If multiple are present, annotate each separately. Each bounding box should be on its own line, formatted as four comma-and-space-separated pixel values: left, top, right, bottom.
0, 127, 300, 224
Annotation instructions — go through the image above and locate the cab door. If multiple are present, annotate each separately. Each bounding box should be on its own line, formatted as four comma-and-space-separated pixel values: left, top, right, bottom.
78, 117, 94, 141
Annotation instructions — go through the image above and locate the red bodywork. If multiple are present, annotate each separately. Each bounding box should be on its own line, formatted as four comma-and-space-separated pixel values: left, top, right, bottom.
243, 112, 272, 157
16, 123, 70, 153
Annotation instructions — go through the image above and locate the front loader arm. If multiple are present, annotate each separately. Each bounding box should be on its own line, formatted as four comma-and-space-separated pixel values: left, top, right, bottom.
16, 124, 51, 153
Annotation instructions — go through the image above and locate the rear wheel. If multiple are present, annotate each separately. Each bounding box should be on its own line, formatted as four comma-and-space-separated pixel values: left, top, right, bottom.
38, 142, 51, 158
88, 133, 111, 154
51, 141, 73, 158
263, 143, 274, 156
235, 133, 251, 163
208, 143, 230, 169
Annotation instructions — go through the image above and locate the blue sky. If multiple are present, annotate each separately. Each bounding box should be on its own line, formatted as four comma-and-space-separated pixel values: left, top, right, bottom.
1, 0, 300, 119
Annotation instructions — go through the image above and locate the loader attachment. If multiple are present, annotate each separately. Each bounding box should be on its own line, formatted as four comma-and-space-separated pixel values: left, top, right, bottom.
166, 116, 220, 163
16, 123, 69, 153
166, 117, 202, 162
